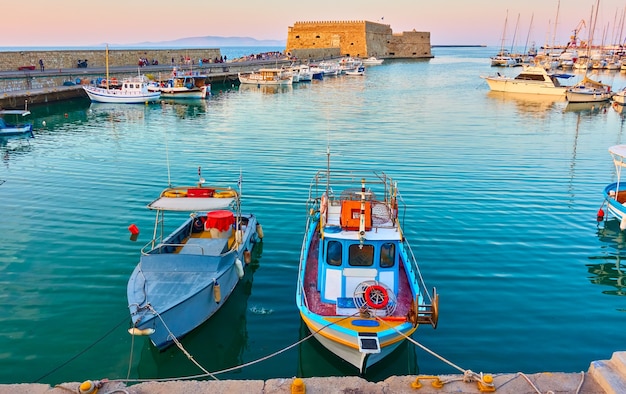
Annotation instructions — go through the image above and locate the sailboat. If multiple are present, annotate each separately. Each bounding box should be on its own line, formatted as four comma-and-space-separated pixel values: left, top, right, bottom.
83, 45, 161, 104
566, 0, 614, 103
491, 10, 518, 67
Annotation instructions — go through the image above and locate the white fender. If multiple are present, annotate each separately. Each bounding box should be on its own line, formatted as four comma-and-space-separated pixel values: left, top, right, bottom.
235, 258, 244, 278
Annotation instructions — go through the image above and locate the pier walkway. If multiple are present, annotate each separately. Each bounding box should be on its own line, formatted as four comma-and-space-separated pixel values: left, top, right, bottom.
3, 351, 626, 393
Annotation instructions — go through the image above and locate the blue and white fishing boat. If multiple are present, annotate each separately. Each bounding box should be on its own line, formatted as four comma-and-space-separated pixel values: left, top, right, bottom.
0, 107, 34, 138
127, 168, 263, 350
296, 152, 438, 373
601, 145, 626, 230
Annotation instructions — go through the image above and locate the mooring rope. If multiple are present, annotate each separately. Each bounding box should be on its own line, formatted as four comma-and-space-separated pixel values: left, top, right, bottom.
34, 314, 129, 383
376, 316, 586, 393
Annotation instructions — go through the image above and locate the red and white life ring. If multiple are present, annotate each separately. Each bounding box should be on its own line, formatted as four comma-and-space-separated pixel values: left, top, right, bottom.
364, 284, 389, 309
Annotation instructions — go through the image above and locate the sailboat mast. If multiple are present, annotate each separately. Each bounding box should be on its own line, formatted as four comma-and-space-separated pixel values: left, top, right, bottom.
105, 44, 110, 91
552, 0, 560, 48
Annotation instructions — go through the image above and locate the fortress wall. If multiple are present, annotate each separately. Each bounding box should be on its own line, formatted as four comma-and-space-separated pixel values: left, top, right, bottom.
286, 21, 430, 59
0, 49, 222, 71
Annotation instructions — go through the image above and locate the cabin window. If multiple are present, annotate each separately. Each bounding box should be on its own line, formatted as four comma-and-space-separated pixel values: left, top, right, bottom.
327, 241, 342, 266
349, 244, 374, 266
380, 243, 395, 268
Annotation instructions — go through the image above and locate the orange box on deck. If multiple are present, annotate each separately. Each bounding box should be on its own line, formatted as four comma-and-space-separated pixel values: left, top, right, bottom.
340, 200, 372, 230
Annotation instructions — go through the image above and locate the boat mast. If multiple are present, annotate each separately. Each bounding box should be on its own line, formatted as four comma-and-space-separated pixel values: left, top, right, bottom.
105, 44, 110, 91
552, 0, 560, 49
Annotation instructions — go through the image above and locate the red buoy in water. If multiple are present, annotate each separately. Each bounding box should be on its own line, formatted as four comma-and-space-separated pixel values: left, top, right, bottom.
128, 223, 140, 235
597, 208, 605, 222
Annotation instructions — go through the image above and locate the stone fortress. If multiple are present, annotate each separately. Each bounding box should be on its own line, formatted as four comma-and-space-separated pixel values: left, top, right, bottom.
285, 20, 432, 60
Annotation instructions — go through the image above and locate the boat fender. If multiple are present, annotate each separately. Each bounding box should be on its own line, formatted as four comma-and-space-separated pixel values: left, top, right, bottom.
621, 216, 626, 231
128, 327, 155, 336
365, 284, 390, 309
214, 281, 221, 303
244, 250, 252, 264
235, 258, 244, 278
256, 223, 264, 239
235, 229, 243, 244
596, 208, 605, 222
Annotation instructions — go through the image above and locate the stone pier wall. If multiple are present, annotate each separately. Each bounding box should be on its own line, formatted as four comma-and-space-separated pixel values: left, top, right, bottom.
0, 49, 222, 71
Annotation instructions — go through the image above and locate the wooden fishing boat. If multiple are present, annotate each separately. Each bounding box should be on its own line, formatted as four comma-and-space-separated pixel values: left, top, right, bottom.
127, 169, 263, 350
296, 157, 438, 373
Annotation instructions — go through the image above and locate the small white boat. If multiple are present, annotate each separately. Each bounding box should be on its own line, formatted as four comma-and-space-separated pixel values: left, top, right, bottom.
0, 106, 33, 138
481, 65, 574, 96
83, 77, 161, 104
345, 66, 365, 76
361, 57, 384, 65
238, 68, 293, 85
565, 76, 613, 103
83, 44, 161, 104
148, 72, 209, 99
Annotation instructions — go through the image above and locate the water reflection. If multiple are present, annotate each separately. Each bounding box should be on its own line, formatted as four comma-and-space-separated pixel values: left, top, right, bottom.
159, 99, 209, 119
591, 219, 626, 297
136, 243, 262, 379
87, 102, 150, 124
238, 84, 293, 95
564, 101, 611, 114
485, 91, 564, 116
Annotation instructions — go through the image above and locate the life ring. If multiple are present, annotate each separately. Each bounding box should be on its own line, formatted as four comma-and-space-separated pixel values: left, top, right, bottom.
164, 189, 187, 198
214, 190, 237, 198
364, 284, 389, 309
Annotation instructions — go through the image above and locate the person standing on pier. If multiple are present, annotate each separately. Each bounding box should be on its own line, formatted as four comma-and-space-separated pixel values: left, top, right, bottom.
39, 59, 44, 71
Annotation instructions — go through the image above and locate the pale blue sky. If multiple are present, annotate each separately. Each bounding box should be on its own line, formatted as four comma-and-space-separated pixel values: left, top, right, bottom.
2, 0, 624, 47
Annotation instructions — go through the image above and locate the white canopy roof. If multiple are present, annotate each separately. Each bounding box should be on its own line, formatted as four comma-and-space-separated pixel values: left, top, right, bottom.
148, 197, 234, 211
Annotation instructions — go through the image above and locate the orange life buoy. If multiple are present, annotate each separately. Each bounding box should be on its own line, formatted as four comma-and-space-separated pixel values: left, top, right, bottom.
364, 284, 389, 309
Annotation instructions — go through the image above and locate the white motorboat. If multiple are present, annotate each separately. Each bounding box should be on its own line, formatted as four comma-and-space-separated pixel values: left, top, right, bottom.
361, 57, 384, 65
481, 65, 574, 96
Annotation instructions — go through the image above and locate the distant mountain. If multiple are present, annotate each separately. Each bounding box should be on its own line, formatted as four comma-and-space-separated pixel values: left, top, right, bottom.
132, 36, 286, 47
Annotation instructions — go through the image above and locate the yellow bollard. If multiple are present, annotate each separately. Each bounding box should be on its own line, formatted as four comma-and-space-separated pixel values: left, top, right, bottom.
477, 374, 495, 392
291, 377, 305, 394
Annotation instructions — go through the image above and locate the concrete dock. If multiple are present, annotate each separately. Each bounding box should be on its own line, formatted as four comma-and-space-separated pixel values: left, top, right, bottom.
3, 351, 626, 393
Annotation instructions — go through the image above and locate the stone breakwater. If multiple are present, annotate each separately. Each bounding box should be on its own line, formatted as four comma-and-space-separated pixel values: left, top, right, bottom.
0, 48, 222, 72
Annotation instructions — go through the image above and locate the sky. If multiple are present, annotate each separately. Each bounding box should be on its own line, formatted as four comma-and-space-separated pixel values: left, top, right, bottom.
2, 0, 625, 47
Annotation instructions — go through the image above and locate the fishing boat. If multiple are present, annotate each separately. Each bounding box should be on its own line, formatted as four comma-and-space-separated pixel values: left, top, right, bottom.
345, 66, 365, 76
296, 154, 438, 373
83, 45, 161, 104
611, 87, 626, 105
481, 65, 574, 96
148, 71, 210, 99
127, 168, 263, 350
0, 106, 34, 138
238, 68, 293, 85
600, 145, 626, 230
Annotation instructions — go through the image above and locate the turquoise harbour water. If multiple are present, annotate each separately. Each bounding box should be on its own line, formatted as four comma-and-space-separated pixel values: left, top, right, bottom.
2, 46, 626, 385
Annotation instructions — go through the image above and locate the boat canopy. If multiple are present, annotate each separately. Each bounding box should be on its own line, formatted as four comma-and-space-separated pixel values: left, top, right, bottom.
609, 145, 626, 161
148, 197, 234, 211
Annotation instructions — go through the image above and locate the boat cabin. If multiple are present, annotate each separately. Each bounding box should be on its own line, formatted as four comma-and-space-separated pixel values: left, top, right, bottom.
317, 195, 403, 309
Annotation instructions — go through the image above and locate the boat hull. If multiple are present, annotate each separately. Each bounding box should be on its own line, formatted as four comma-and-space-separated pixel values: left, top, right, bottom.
483, 78, 567, 96
83, 86, 161, 104
0, 124, 33, 137
604, 182, 626, 224
566, 89, 612, 103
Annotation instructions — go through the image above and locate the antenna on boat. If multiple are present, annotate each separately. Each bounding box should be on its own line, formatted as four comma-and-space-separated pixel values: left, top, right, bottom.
198, 166, 205, 186
326, 143, 330, 196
